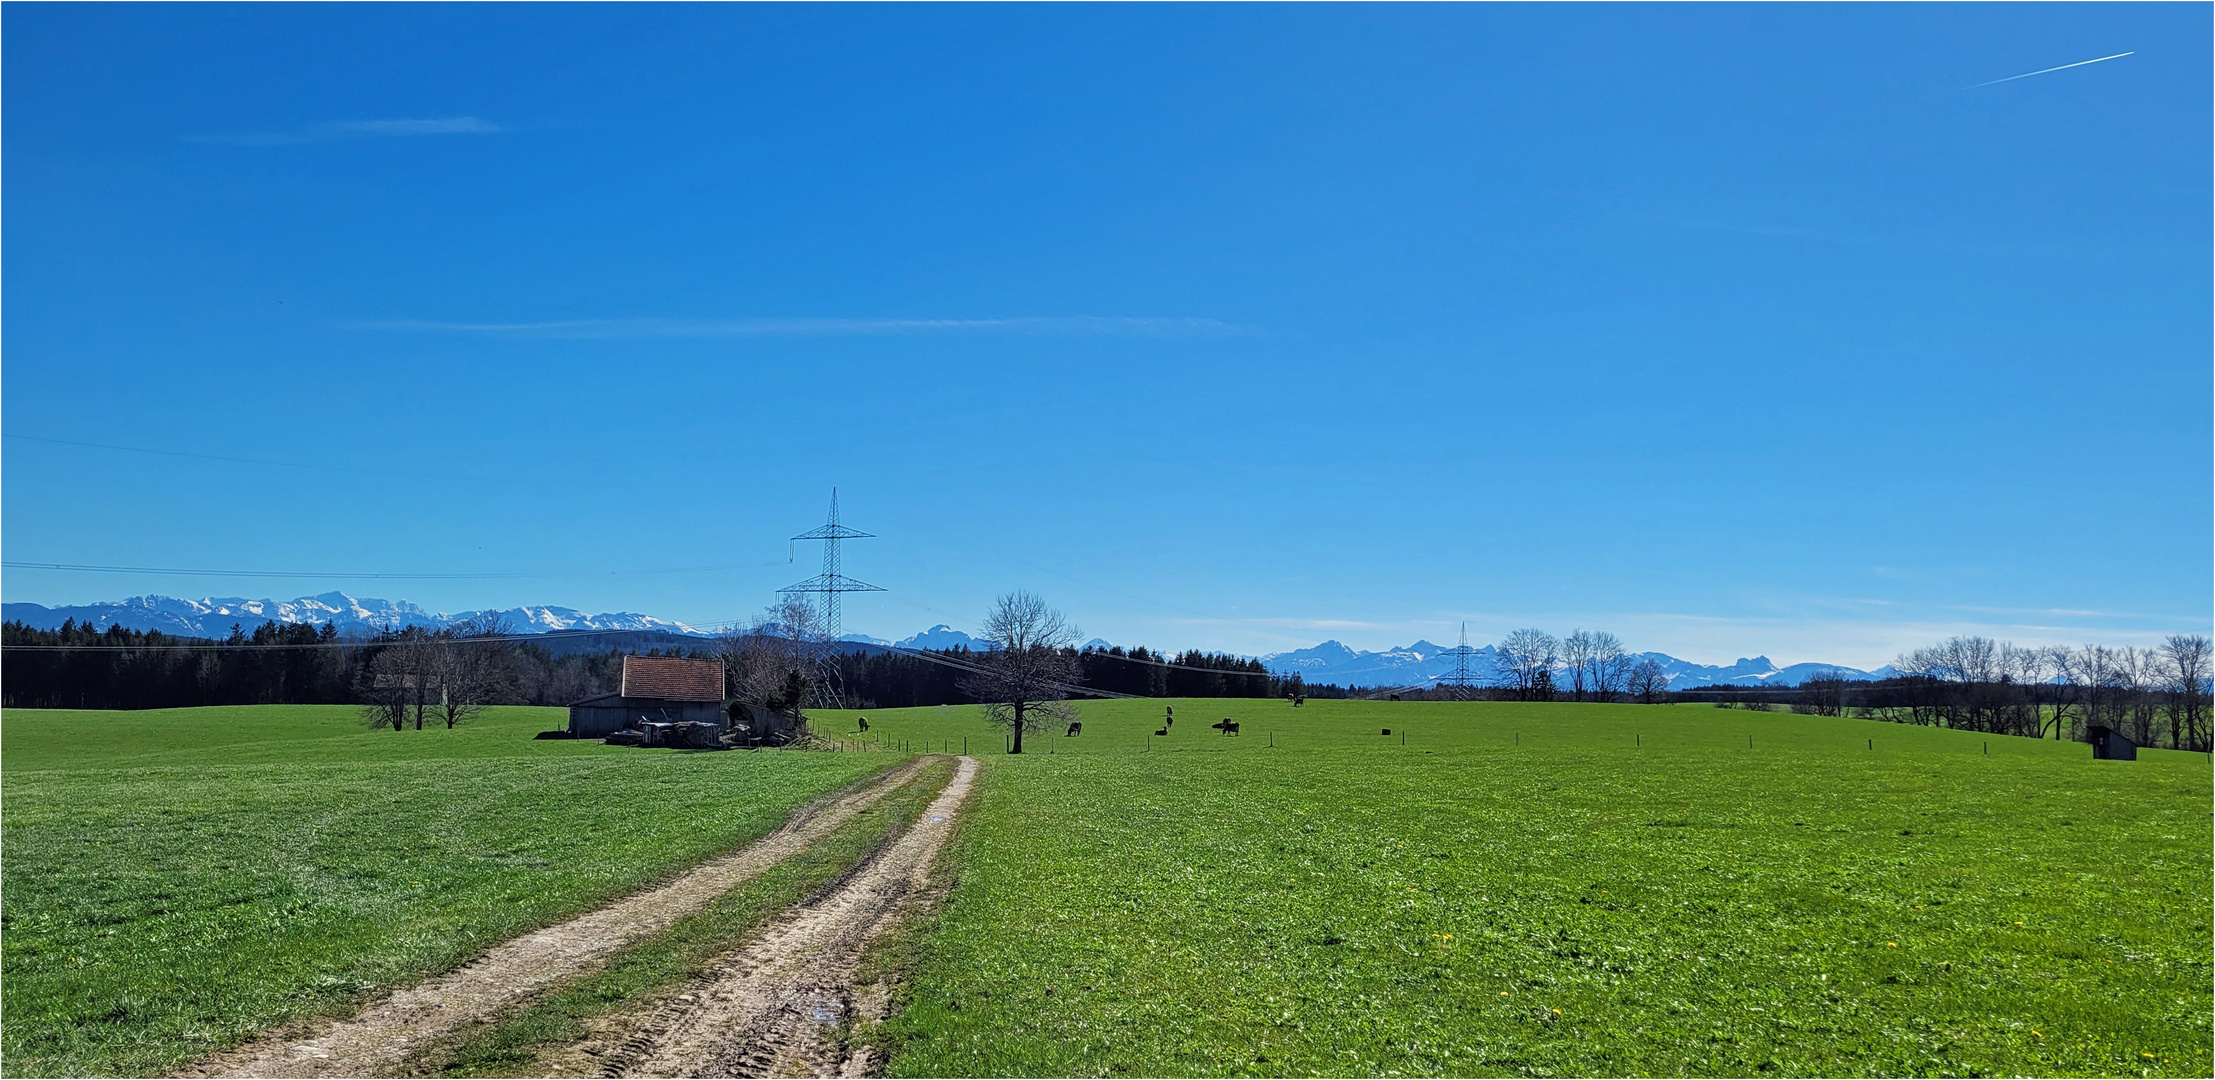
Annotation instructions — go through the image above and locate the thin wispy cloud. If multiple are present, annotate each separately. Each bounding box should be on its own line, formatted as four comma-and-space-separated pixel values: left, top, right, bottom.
1967, 51, 2133, 90
191, 116, 503, 146
348, 316, 1249, 339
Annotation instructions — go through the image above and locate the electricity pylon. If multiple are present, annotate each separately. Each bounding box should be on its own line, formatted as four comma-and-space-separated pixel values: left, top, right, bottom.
1438, 622, 1481, 700
778, 489, 882, 643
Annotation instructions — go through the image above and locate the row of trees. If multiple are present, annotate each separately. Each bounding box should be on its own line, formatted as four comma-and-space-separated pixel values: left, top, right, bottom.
1881, 634, 2209, 750
1491, 628, 1668, 703
1686, 635, 2212, 752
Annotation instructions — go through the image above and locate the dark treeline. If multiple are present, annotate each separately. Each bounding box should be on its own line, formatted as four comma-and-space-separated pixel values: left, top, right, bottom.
2, 619, 355, 709
3, 620, 1346, 712
4, 619, 650, 711
824, 645, 1341, 709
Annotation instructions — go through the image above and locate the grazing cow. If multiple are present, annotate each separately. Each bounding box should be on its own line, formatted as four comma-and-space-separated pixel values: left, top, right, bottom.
857, 716, 870, 732
1381, 728, 1392, 736
1154, 728, 1168, 736
1389, 693, 1402, 702
1293, 695, 1305, 707
1225, 722, 1240, 735
1066, 722, 1082, 737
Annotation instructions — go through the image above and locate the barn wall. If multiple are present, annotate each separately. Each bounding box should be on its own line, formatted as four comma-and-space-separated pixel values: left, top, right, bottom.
569, 698, 726, 737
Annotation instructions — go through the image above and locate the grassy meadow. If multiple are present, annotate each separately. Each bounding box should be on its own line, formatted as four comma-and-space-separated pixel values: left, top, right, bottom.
806, 698, 2213, 1078
0, 705, 889, 1078
3, 697, 2206, 1078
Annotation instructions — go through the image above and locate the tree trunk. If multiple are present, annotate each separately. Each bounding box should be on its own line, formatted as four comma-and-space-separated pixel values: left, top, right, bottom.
1011, 700, 1025, 754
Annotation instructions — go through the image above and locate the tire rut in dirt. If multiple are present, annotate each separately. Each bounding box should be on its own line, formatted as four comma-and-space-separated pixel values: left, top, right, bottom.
585, 755, 978, 1079
182, 758, 932, 1080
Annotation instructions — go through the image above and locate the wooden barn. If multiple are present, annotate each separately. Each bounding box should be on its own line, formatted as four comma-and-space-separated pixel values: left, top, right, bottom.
567, 655, 727, 738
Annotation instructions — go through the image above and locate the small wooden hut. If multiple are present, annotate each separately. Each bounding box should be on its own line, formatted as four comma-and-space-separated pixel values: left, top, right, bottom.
567, 655, 727, 738
2088, 724, 2138, 761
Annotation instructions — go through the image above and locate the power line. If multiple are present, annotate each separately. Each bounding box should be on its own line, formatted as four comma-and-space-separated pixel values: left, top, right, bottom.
1, 432, 549, 485
870, 641, 1141, 700
1, 560, 788, 580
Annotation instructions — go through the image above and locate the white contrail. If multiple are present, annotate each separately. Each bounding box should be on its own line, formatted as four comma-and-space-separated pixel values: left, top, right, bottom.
1968, 51, 2134, 89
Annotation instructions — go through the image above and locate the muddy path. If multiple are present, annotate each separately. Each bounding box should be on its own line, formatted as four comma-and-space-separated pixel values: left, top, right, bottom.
185, 758, 934, 1080
564, 755, 979, 1079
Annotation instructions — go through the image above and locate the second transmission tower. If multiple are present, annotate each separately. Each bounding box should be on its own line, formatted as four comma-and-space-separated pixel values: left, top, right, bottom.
779, 489, 883, 642
1438, 622, 1480, 700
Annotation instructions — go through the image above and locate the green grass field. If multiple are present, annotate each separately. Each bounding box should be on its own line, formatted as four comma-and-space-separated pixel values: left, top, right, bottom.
0, 705, 888, 1078
4, 699, 2207, 1078
805, 698, 2213, 1078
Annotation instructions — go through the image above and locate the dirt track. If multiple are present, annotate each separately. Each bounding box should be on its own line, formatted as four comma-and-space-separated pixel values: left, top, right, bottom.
568, 755, 979, 1079
185, 758, 932, 1080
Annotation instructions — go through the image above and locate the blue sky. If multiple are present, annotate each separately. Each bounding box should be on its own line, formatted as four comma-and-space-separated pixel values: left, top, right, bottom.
4, 4, 2207, 667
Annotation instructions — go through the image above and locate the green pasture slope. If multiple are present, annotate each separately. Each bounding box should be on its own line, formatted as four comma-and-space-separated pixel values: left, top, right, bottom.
809, 699, 2213, 1078
0, 705, 888, 1078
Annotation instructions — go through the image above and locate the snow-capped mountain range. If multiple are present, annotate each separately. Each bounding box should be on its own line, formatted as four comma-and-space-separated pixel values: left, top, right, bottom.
3, 592, 698, 638
1260, 639, 1892, 690
4, 595, 1884, 688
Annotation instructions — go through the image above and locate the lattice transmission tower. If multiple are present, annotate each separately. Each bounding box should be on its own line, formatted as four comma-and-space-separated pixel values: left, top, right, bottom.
779, 489, 883, 644
1438, 622, 1481, 700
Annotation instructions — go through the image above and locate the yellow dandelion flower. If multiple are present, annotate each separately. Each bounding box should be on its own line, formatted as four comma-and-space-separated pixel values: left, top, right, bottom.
1500, 991, 1510, 996
1552, 1008, 1561, 1015
1886, 942, 1897, 947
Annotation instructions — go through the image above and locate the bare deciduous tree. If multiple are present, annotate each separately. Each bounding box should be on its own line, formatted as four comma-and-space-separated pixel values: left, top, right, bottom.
430, 613, 514, 728
961, 590, 1081, 754
2162, 633, 2211, 752
1589, 632, 1631, 703
2038, 645, 2076, 739
2119, 647, 2163, 747
1627, 658, 1669, 704
1561, 631, 1595, 702
1493, 629, 1559, 702
2058, 644, 2128, 742
1801, 668, 1847, 717
360, 625, 438, 730
722, 595, 827, 711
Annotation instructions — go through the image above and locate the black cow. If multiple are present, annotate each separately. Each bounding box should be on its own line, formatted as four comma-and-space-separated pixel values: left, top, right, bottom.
1066, 722, 1082, 737
1212, 718, 1240, 735
857, 716, 870, 732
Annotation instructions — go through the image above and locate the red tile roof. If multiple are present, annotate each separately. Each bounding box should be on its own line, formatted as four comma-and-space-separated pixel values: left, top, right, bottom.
620, 655, 726, 702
